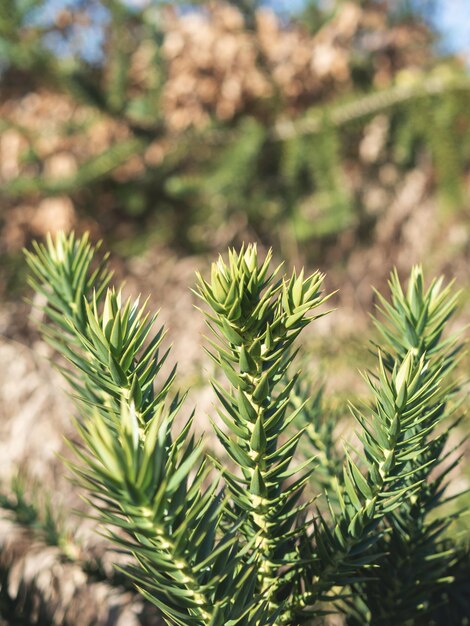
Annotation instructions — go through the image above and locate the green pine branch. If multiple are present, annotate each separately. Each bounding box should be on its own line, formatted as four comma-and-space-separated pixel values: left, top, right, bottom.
353, 266, 466, 624
25, 233, 265, 626
293, 266, 465, 618
196, 246, 331, 620
273, 71, 470, 141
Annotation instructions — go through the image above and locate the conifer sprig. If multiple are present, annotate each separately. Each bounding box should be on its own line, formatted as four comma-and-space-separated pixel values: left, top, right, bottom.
196, 246, 331, 616
353, 267, 466, 624
25, 233, 264, 626
301, 266, 465, 616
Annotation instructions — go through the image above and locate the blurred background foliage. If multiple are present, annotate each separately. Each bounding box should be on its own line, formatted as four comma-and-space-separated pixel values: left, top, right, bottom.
0, 0, 469, 279
0, 1, 469, 624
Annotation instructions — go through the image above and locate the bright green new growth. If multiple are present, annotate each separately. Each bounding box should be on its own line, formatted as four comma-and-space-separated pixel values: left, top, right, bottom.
26, 233, 466, 626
